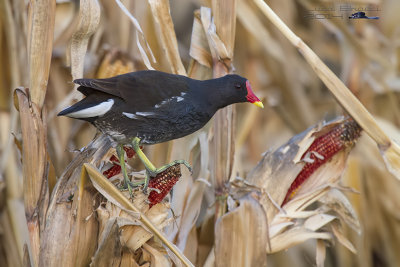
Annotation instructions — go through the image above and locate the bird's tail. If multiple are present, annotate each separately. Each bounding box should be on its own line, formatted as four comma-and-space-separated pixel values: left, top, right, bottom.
58, 97, 115, 120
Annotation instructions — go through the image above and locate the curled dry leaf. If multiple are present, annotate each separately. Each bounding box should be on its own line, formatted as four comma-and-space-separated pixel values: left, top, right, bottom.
69, 0, 100, 82
318, 188, 360, 233
115, 0, 155, 70
269, 227, 331, 253
189, 10, 212, 68
53, 0, 101, 118
200, 7, 230, 65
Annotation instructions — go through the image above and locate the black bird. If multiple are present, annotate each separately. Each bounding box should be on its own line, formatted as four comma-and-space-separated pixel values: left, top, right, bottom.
349, 12, 379, 19
58, 70, 263, 192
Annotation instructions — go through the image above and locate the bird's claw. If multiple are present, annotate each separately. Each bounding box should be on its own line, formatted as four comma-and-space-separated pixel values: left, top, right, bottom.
119, 180, 144, 194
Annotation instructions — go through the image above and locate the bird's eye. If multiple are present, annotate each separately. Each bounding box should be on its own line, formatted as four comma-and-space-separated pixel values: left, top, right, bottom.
235, 83, 241, 89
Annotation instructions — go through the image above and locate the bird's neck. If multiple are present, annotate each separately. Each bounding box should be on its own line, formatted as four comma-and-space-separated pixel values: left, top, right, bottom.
200, 78, 232, 110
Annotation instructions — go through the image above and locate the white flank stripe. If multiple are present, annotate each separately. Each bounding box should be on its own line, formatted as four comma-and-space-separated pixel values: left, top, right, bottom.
176, 96, 184, 102
154, 99, 169, 108
123, 112, 139, 119
136, 112, 155, 116
67, 99, 114, 118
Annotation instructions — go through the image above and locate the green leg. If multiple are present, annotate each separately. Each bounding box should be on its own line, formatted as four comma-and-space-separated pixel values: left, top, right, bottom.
132, 137, 157, 173
116, 144, 133, 195
116, 144, 145, 194
131, 137, 193, 191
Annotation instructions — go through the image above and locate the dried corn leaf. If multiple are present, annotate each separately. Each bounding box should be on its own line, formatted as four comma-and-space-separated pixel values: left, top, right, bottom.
14, 88, 49, 266
170, 133, 210, 251
319, 188, 360, 233
39, 135, 111, 267
211, 0, 237, 59
200, 7, 230, 63
281, 185, 330, 215
142, 243, 172, 267
121, 204, 170, 251
69, 0, 100, 82
84, 163, 194, 267
120, 251, 140, 267
331, 222, 357, 254
200, 6, 236, 199
214, 195, 268, 267
115, 0, 155, 70
27, 0, 56, 108
304, 214, 336, 231
148, 0, 186, 75
316, 239, 326, 267
90, 218, 123, 267
189, 10, 212, 68
269, 227, 331, 253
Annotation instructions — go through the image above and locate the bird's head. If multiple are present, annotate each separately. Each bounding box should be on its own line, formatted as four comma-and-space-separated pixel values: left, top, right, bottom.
224, 74, 264, 108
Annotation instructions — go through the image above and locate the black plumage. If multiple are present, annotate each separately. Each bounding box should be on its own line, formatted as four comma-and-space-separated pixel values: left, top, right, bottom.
58, 70, 262, 144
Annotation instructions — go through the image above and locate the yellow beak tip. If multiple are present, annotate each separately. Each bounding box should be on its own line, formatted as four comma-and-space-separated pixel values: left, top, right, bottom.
253, 101, 264, 109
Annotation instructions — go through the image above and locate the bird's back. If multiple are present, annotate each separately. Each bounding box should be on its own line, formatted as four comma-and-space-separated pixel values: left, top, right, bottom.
58, 71, 212, 144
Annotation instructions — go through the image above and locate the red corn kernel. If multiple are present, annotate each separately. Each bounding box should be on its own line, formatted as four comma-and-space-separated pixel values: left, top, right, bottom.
123, 146, 138, 158
103, 164, 121, 179
109, 155, 119, 163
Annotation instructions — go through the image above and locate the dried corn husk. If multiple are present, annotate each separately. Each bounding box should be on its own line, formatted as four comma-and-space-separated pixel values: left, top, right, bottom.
244, 117, 361, 265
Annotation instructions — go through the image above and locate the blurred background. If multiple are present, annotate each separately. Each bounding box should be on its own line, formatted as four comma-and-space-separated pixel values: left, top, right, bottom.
0, 0, 400, 266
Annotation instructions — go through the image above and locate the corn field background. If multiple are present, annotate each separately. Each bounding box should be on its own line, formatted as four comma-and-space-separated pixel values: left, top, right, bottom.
1, 0, 400, 266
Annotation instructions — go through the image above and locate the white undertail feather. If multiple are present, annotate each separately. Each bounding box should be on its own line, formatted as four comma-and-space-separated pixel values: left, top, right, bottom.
66, 99, 114, 118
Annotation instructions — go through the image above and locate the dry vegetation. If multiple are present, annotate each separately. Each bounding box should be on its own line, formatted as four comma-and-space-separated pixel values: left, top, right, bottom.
1, 0, 400, 266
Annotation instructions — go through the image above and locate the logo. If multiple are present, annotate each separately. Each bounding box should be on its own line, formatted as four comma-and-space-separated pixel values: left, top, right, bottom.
304, 4, 380, 20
